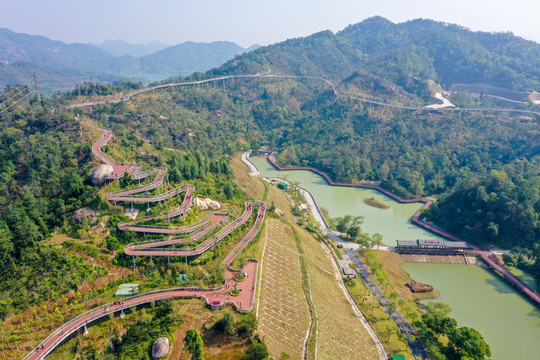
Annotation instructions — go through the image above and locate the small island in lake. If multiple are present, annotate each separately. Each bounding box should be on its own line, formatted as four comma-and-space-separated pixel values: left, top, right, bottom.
364, 197, 390, 209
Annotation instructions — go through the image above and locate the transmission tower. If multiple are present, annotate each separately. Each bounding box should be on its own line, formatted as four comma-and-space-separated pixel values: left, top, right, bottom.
141, 59, 148, 88
33, 72, 41, 103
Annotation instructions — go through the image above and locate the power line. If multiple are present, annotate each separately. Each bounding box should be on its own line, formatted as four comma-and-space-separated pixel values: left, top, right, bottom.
0, 91, 34, 115
141, 59, 147, 88
34, 72, 41, 103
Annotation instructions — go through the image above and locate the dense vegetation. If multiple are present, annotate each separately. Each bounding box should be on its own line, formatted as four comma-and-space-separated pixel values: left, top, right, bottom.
88, 76, 539, 283
426, 170, 540, 281
415, 303, 491, 360
106, 300, 181, 359
211, 16, 540, 95
0, 87, 107, 318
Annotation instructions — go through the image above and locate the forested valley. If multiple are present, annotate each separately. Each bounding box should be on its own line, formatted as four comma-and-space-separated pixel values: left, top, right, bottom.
0, 15, 539, 359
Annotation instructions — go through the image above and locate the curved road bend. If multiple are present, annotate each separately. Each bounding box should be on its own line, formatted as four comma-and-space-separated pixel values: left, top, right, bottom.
91, 127, 147, 181
126, 213, 229, 251
106, 169, 168, 198
124, 213, 228, 239
106, 186, 185, 203
26, 203, 266, 360
117, 184, 195, 232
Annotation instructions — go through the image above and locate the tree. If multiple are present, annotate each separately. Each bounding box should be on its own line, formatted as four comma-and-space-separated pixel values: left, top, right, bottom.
333, 215, 364, 240
214, 312, 235, 335
372, 233, 383, 250
418, 302, 491, 360
237, 311, 258, 337
184, 329, 204, 360
242, 336, 269, 360
223, 182, 234, 199
446, 326, 491, 360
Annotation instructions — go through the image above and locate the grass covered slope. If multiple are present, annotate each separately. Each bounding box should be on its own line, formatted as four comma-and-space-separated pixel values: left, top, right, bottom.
232, 158, 381, 359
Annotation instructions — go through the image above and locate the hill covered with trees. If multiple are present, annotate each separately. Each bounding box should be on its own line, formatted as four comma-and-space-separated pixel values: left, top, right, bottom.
210, 16, 540, 101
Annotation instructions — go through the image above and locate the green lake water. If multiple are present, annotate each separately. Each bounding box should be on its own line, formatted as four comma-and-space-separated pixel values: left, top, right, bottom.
251, 156, 444, 246
403, 263, 540, 360
251, 156, 540, 360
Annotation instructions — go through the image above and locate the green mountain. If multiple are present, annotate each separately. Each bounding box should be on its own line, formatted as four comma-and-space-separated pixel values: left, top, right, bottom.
0, 28, 258, 93
0, 28, 139, 74
210, 17, 540, 98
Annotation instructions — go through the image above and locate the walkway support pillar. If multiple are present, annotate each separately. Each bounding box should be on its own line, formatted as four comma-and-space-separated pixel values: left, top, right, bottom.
151, 256, 154, 271
133, 256, 136, 268
167, 256, 170, 269
131, 201, 134, 213
147, 202, 150, 211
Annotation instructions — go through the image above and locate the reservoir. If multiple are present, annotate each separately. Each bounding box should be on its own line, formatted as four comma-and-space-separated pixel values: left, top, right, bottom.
250, 156, 443, 246
403, 263, 540, 360
251, 156, 540, 360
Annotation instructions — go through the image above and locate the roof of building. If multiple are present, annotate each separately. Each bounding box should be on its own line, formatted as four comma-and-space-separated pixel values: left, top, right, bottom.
115, 283, 140, 297
396, 239, 468, 249
396, 240, 418, 247
342, 267, 355, 276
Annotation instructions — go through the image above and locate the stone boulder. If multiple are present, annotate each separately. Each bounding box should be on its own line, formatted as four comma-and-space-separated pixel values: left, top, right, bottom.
74, 207, 97, 223
151, 337, 170, 359
90, 164, 114, 186
194, 197, 221, 210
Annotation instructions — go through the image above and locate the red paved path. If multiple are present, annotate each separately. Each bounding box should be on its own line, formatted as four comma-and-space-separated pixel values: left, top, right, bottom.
117, 185, 196, 233
26, 127, 267, 359
26, 204, 265, 360
124, 202, 253, 257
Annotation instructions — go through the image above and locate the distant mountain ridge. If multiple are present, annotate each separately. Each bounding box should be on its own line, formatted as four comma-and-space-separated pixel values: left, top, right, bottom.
94, 39, 171, 57
144, 41, 259, 77
0, 28, 258, 93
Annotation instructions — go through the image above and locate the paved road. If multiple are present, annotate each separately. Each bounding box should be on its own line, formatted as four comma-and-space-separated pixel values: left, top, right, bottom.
241, 151, 260, 176
347, 250, 430, 359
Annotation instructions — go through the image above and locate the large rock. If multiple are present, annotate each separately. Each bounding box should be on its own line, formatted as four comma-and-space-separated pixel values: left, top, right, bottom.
74, 207, 97, 223
151, 337, 170, 359
194, 197, 221, 210
90, 164, 114, 186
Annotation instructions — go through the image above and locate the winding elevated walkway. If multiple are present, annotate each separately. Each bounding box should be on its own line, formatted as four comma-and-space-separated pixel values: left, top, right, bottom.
26, 126, 267, 360
26, 203, 266, 360
74, 74, 540, 118
124, 201, 254, 257
117, 185, 196, 233
91, 127, 151, 181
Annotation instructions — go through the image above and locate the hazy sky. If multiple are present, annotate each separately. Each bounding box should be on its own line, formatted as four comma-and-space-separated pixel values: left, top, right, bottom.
1, 0, 538, 47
